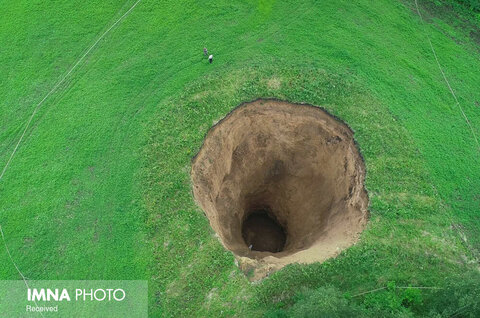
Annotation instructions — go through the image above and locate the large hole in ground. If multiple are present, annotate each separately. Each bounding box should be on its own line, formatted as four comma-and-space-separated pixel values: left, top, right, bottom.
191, 99, 368, 276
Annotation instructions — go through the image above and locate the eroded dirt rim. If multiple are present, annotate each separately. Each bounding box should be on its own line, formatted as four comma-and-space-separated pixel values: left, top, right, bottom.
191, 99, 368, 279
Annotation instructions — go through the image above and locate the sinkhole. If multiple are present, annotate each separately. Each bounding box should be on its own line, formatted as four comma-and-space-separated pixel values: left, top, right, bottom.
191, 99, 368, 275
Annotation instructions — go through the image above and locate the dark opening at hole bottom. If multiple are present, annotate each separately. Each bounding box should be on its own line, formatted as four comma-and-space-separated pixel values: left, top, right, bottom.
242, 210, 286, 253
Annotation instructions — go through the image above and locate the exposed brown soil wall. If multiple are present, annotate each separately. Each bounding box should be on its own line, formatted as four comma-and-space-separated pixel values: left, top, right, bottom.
191, 99, 368, 278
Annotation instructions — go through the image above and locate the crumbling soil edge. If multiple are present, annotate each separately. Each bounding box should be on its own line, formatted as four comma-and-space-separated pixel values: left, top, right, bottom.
190, 98, 370, 280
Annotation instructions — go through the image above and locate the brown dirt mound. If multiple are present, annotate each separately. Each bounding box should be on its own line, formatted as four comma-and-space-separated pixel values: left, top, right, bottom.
191, 99, 368, 279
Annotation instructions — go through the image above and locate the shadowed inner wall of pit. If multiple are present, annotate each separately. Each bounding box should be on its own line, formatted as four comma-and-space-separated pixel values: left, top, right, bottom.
191, 100, 368, 261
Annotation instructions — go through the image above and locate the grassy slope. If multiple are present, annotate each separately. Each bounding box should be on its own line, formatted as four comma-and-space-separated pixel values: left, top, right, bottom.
0, 0, 479, 316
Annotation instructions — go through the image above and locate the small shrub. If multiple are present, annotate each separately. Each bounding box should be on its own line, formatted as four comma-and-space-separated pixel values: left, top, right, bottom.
275, 286, 365, 318
420, 273, 480, 317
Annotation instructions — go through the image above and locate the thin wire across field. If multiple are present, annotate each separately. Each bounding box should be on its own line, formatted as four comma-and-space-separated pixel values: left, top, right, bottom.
0, 0, 142, 181
0, 0, 143, 304
414, 0, 480, 153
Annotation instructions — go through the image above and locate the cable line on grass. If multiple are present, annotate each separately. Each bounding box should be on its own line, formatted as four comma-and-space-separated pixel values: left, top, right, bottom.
0, 225, 44, 317
414, 0, 480, 153
352, 285, 443, 298
0, 0, 143, 311
415, 0, 480, 266
0, 0, 142, 181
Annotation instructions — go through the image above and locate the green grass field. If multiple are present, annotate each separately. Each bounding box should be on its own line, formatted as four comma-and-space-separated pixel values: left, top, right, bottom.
1, 0, 480, 316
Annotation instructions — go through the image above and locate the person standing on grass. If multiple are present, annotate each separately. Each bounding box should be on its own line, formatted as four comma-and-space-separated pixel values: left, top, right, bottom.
208, 54, 213, 64
203, 47, 208, 56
